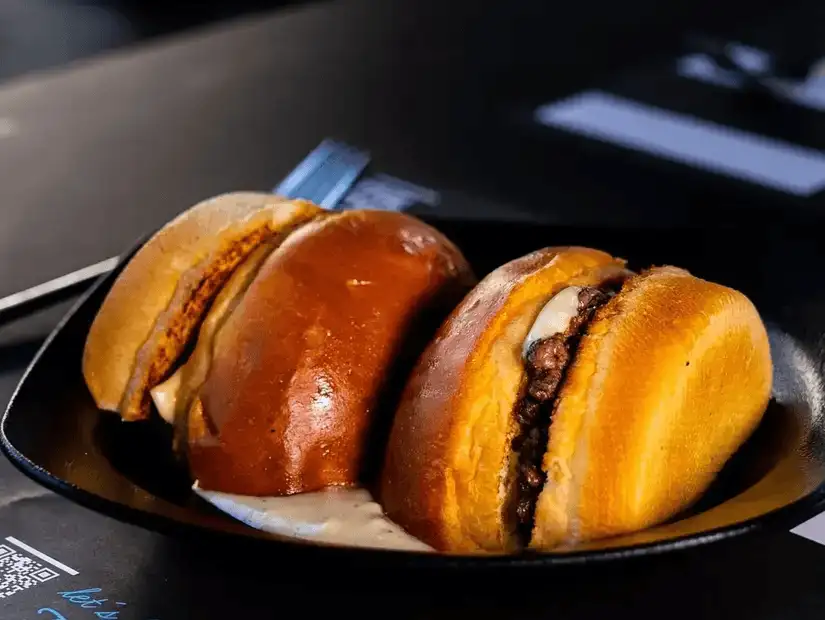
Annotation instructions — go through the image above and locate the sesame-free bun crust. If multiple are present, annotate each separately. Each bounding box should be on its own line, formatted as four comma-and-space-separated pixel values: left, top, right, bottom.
189, 210, 475, 497
380, 248, 630, 553
82, 193, 320, 420
530, 266, 772, 549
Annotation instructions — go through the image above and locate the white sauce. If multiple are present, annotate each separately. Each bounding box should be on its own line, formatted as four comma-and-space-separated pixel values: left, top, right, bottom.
522, 286, 583, 358
151, 372, 180, 424
194, 483, 433, 552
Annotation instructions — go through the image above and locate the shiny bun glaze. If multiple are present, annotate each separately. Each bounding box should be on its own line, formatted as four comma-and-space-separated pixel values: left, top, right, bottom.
189, 210, 475, 497
380, 248, 629, 552
381, 251, 771, 554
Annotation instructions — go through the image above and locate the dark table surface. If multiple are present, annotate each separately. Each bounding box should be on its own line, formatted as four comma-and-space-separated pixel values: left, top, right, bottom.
2, 0, 825, 617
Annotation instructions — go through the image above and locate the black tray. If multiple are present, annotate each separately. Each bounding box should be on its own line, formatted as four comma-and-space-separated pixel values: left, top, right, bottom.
2, 216, 824, 570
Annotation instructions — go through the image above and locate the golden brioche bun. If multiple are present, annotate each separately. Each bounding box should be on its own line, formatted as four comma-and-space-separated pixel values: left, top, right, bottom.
530, 266, 772, 549
380, 248, 630, 553
82, 193, 320, 420
189, 209, 475, 497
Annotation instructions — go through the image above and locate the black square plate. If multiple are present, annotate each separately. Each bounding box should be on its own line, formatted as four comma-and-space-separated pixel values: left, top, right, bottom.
2, 216, 824, 570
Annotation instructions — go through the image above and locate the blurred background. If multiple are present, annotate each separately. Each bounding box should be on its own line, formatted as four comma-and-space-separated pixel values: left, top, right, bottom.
0, 0, 288, 80
0, 0, 795, 82
2, 0, 824, 322
2, 0, 825, 296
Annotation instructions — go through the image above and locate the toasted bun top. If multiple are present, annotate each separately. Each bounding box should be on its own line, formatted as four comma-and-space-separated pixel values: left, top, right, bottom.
531, 266, 772, 549
82, 193, 320, 420
380, 247, 630, 553
189, 209, 475, 497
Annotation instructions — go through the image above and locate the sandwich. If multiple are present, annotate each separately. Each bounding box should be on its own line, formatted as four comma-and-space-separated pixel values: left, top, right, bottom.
83, 193, 475, 499
83, 192, 321, 421
380, 247, 772, 553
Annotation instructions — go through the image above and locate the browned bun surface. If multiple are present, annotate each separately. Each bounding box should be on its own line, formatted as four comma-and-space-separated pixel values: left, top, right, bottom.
189, 209, 475, 497
530, 266, 772, 549
82, 193, 321, 420
380, 248, 630, 553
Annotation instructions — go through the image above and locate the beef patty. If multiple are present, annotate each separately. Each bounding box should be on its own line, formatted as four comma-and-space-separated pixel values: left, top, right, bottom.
510, 286, 611, 545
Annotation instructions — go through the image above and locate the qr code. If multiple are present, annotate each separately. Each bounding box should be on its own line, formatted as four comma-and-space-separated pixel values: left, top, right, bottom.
0, 544, 60, 599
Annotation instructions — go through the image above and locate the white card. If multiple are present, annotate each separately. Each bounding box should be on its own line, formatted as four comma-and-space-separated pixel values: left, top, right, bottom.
535, 90, 825, 196
792, 511, 825, 545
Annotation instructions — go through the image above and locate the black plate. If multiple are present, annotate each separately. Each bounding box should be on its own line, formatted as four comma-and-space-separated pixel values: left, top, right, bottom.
3, 216, 825, 570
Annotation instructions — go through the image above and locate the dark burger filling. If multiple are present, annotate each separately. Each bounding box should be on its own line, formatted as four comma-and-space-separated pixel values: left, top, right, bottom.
510, 286, 612, 545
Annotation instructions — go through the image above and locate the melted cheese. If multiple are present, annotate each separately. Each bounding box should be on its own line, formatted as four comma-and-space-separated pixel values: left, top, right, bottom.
522, 286, 582, 358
